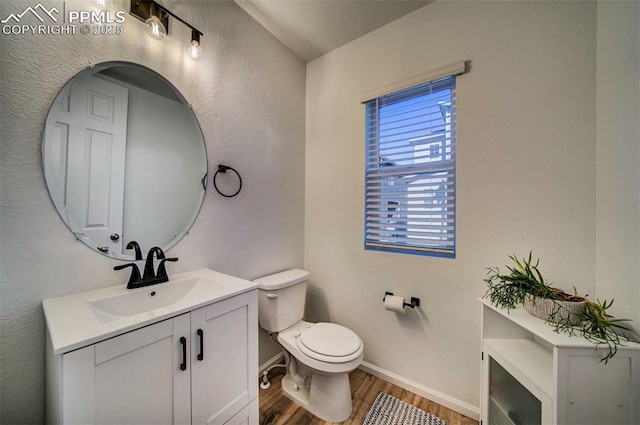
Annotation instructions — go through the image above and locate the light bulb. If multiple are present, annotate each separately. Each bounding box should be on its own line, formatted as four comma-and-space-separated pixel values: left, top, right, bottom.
145, 15, 166, 40
187, 30, 203, 61
95, 0, 113, 10
187, 40, 203, 61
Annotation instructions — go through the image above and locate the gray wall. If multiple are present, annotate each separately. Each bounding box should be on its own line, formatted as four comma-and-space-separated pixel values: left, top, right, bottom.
0, 0, 305, 423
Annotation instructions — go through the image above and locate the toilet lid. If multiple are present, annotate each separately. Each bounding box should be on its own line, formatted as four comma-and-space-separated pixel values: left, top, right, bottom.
297, 323, 362, 359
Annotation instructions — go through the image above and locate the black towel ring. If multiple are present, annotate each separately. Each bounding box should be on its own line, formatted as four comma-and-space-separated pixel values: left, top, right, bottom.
213, 165, 242, 198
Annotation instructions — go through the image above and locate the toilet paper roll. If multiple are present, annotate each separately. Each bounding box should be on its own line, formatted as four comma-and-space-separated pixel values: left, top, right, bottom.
384, 295, 406, 314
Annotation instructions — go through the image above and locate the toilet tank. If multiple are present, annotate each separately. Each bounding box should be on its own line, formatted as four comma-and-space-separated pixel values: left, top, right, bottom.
253, 269, 309, 332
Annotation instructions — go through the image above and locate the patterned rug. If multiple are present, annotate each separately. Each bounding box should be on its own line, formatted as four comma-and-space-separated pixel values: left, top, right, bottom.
362, 392, 448, 425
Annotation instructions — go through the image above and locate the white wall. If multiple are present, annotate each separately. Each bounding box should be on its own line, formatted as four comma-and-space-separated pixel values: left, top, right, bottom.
0, 0, 305, 423
305, 1, 597, 412
595, 1, 640, 327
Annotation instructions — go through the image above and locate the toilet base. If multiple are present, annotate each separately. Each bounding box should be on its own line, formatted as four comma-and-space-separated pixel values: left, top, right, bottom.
281, 372, 353, 423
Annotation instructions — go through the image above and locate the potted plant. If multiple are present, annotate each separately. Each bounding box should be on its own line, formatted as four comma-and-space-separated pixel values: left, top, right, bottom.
484, 252, 634, 362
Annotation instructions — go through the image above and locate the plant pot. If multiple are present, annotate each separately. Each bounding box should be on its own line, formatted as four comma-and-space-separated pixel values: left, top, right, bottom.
523, 296, 586, 326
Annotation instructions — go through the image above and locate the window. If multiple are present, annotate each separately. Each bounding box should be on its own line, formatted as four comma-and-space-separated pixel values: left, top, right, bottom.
364, 75, 457, 257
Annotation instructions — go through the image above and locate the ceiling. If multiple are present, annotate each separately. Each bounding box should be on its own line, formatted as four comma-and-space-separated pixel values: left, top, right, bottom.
234, 0, 432, 63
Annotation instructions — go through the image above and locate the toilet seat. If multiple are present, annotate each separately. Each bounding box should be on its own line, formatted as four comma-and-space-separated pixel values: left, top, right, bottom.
296, 323, 362, 363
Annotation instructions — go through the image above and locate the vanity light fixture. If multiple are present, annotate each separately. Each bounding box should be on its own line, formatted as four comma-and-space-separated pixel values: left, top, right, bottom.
130, 0, 204, 60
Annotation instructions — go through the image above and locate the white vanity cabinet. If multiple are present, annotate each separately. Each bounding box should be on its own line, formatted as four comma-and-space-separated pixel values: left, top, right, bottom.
46, 290, 258, 425
480, 299, 640, 425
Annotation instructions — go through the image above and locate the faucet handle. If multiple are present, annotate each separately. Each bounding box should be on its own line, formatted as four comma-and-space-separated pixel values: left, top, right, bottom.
157, 257, 179, 282
114, 263, 142, 288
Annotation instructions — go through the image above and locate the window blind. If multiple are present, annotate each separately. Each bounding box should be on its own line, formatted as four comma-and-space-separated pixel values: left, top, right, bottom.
364, 76, 456, 257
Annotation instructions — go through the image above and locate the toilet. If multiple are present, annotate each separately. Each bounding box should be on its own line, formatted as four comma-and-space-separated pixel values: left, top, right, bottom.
254, 269, 364, 423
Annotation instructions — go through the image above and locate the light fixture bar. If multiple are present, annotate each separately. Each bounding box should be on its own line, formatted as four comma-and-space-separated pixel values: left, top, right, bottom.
160, 5, 203, 38
130, 0, 203, 37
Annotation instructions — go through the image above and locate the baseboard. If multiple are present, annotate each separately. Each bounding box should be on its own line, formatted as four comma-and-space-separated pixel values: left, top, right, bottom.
259, 352, 285, 376
358, 361, 480, 421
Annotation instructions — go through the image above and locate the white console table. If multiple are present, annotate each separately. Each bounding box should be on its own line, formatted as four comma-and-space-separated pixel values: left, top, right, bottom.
480, 299, 639, 425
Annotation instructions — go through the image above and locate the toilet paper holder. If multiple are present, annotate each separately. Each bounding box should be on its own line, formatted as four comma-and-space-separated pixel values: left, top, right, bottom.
383, 292, 420, 308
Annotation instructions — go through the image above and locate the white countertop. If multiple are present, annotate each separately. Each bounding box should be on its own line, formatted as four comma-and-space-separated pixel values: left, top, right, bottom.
43, 268, 258, 355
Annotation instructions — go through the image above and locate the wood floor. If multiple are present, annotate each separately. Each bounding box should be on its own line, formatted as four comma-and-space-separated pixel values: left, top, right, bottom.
259, 368, 478, 425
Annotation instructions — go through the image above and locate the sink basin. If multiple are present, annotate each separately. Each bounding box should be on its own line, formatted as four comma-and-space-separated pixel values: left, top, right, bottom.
89, 278, 201, 322
43, 268, 259, 355
88, 277, 219, 323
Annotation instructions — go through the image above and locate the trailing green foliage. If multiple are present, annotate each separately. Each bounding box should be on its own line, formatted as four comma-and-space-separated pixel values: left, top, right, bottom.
484, 252, 632, 363
484, 252, 558, 310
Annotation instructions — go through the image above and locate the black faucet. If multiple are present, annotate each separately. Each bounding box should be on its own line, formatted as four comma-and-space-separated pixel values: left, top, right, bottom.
114, 245, 179, 289
143, 246, 166, 282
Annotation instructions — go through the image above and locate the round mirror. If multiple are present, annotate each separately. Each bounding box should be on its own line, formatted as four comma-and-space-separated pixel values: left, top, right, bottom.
42, 62, 207, 260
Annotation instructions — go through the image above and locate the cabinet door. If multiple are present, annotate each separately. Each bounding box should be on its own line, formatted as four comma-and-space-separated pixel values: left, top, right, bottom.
558, 348, 636, 425
191, 290, 258, 425
62, 314, 191, 424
